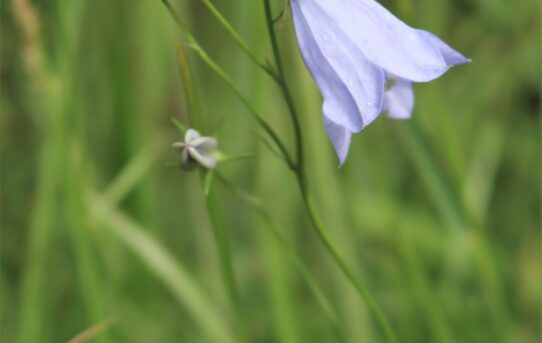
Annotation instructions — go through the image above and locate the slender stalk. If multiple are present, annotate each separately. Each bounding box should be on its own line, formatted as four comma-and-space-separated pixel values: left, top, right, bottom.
198, 0, 301, 169
215, 172, 346, 341
176, 45, 247, 342
200, 0, 278, 82
262, 1, 396, 341
163, 0, 396, 340
298, 177, 397, 343
263, 0, 304, 173
203, 188, 247, 342
15, 0, 60, 340
161, 0, 295, 170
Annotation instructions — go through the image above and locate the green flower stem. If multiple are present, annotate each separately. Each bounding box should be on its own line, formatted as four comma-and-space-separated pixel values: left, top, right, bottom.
263, 0, 304, 174
199, 0, 279, 82
198, 0, 302, 170
161, 0, 295, 170
176, 44, 247, 342
203, 187, 247, 343
215, 172, 346, 341
163, 0, 396, 340
262, 1, 396, 341
298, 177, 397, 343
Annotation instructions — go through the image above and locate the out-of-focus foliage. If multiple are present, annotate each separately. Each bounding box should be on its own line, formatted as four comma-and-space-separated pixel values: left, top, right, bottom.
1, 0, 540, 342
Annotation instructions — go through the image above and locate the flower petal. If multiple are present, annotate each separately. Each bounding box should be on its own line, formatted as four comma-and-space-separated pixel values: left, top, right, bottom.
185, 129, 201, 143
191, 136, 218, 151
181, 148, 198, 171
172, 142, 186, 152
323, 116, 352, 165
188, 146, 216, 169
293, 0, 385, 127
383, 78, 414, 119
291, 1, 363, 132
308, 0, 467, 82
418, 31, 471, 65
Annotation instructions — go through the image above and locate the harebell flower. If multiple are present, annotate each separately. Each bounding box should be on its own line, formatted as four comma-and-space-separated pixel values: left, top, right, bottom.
291, 0, 470, 164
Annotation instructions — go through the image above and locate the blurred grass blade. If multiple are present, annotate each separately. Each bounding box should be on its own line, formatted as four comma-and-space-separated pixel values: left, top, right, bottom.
177, 46, 204, 130
68, 317, 116, 343
172, 117, 189, 135
90, 194, 236, 343
215, 172, 346, 340
178, 40, 247, 342
396, 218, 454, 343
102, 136, 165, 207
463, 124, 505, 223
253, 130, 290, 166
204, 169, 215, 197
398, 121, 468, 232
398, 120, 510, 337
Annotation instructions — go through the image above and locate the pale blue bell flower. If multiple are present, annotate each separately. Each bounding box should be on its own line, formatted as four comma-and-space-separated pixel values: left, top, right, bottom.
291, 0, 470, 164
172, 129, 218, 170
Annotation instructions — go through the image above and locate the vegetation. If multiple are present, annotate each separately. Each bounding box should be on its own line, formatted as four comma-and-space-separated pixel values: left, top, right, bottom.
1, 0, 540, 342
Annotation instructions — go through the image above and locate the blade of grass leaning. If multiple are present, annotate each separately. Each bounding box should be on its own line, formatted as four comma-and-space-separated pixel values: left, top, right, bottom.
395, 216, 454, 343
398, 120, 511, 338
14, 0, 58, 339
68, 317, 116, 343
89, 193, 236, 343
56, 0, 110, 339
15, 0, 100, 341
101, 136, 166, 206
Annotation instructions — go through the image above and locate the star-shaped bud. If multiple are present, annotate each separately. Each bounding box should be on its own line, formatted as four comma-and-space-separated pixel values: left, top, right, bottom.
172, 129, 218, 171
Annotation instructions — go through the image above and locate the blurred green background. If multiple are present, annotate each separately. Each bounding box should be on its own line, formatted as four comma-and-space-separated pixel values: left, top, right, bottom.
1, 0, 540, 342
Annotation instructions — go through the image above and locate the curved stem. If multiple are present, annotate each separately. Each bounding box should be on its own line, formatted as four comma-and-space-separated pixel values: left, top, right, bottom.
203, 184, 247, 342
177, 41, 246, 342
161, 0, 295, 170
296, 175, 397, 343
263, 0, 304, 174
200, 0, 279, 82
215, 172, 346, 341
263, 1, 396, 341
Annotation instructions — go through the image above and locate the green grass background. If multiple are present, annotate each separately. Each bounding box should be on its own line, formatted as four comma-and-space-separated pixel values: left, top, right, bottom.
1, 0, 540, 342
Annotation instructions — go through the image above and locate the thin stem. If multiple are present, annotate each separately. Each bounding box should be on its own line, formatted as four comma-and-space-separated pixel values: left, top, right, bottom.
203, 187, 247, 342
195, 0, 301, 169
215, 172, 346, 341
200, 0, 278, 82
263, 0, 304, 174
161, 0, 295, 169
262, 1, 396, 341
297, 175, 397, 343
176, 44, 247, 342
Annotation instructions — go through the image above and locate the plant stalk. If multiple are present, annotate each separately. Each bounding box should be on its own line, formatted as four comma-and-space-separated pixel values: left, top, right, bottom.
263, 1, 396, 341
